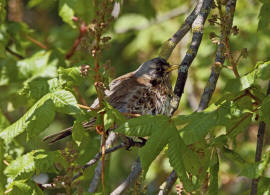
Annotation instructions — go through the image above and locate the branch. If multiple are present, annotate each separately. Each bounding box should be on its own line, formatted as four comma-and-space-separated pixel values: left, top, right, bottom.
25, 35, 48, 50
115, 6, 188, 33
171, 0, 213, 115
5, 47, 24, 59
110, 158, 142, 195
65, 21, 87, 59
159, 0, 203, 60
250, 81, 270, 195
88, 131, 117, 192
158, 171, 177, 195
198, 0, 237, 111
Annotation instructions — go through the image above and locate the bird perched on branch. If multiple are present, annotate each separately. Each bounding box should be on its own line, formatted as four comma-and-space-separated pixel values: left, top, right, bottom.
44, 57, 179, 143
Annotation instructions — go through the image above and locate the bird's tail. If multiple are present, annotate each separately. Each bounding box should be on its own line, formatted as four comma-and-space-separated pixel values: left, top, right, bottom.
43, 119, 96, 143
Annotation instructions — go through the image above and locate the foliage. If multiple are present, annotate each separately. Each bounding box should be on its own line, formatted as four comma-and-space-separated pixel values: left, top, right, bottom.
0, 0, 270, 194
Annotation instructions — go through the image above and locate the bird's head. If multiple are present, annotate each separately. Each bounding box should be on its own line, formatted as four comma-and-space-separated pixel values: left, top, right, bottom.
134, 57, 179, 79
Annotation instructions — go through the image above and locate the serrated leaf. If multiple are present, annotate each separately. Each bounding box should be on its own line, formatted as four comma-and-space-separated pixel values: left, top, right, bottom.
114, 115, 169, 137
17, 51, 57, 80
34, 150, 64, 174
258, 1, 270, 33
51, 90, 81, 115
6, 180, 43, 195
59, 67, 84, 86
0, 90, 81, 144
258, 177, 270, 195
179, 111, 217, 145
72, 120, 87, 146
240, 152, 270, 178
208, 149, 219, 195
4, 152, 35, 182
224, 70, 257, 94
167, 129, 195, 192
59, 0, 76, 28
221, 147, 246, 164
0, 95, 55, 144
139, 121, 171, 176
257, 61, 270, 80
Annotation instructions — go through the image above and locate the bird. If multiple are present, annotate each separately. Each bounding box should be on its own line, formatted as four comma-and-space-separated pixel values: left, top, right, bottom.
43, 57, 179, 143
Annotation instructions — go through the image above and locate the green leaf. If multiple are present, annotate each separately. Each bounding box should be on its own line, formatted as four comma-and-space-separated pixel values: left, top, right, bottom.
17, 51, 57, 80
221, 147, 246, 164
258, 1, 270, 33
0, 24, 9, 58
114, 115, 169, 137
260, 96, 270, 125
0, 90, 80, 144
72, 120, 87, 146
0, 95, 55, 144
139, 121, 171, 176
257, 61, 270, 80
0, 138, 6, 194
0, 109, 9, 130
167, 128, 195, 192
33, 150, 64, 174
258, 177, 270, 195
6, 180, 43, 195
4, 152, 35, 182
5, 150, 63, 184
50, 90, 81, 115
240, 151, 270, 178
20, 78, 63, 101
59, 0, 76, 28
224, 70, 257, 94
179, 111, 217, 145
208, 149, 219, 195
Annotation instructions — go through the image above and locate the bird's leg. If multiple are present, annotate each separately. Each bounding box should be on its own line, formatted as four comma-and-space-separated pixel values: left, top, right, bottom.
125, 137, 136, 151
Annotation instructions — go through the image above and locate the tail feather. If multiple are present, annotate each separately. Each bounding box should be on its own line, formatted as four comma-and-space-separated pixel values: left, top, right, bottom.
43, 119, 96, 143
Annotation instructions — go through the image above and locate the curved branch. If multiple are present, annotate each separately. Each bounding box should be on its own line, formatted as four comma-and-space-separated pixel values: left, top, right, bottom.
171, 0, 213, 115
159, 0, 204, 60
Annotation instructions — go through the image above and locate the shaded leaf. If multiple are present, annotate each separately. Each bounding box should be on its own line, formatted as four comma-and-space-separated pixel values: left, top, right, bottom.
260, 96, 270, 125
0, 138, 6, 194
114, 115, 169, 137
208, 149, 219, 195
139, 122, 171, 176
6, 180, 43, 195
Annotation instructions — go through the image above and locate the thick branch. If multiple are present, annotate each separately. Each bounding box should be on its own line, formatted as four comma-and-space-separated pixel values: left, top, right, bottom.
171, 0, 213, 115
250, 81, 270, 195
198, 0, 237, 111
159, 0, 203, 60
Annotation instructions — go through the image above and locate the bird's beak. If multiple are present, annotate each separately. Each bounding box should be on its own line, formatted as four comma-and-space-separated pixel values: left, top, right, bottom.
165, 64, 180, 72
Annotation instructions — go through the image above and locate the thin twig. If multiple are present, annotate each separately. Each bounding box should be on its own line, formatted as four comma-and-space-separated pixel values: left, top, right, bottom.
65, 22, 87, 59
250, 81, 270, 195
25, 35, 48, 50
198, 0, 237, 111
5, 47, 24, 59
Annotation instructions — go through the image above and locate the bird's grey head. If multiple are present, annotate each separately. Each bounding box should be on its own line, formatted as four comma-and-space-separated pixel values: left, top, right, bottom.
134, 57, 171, 79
